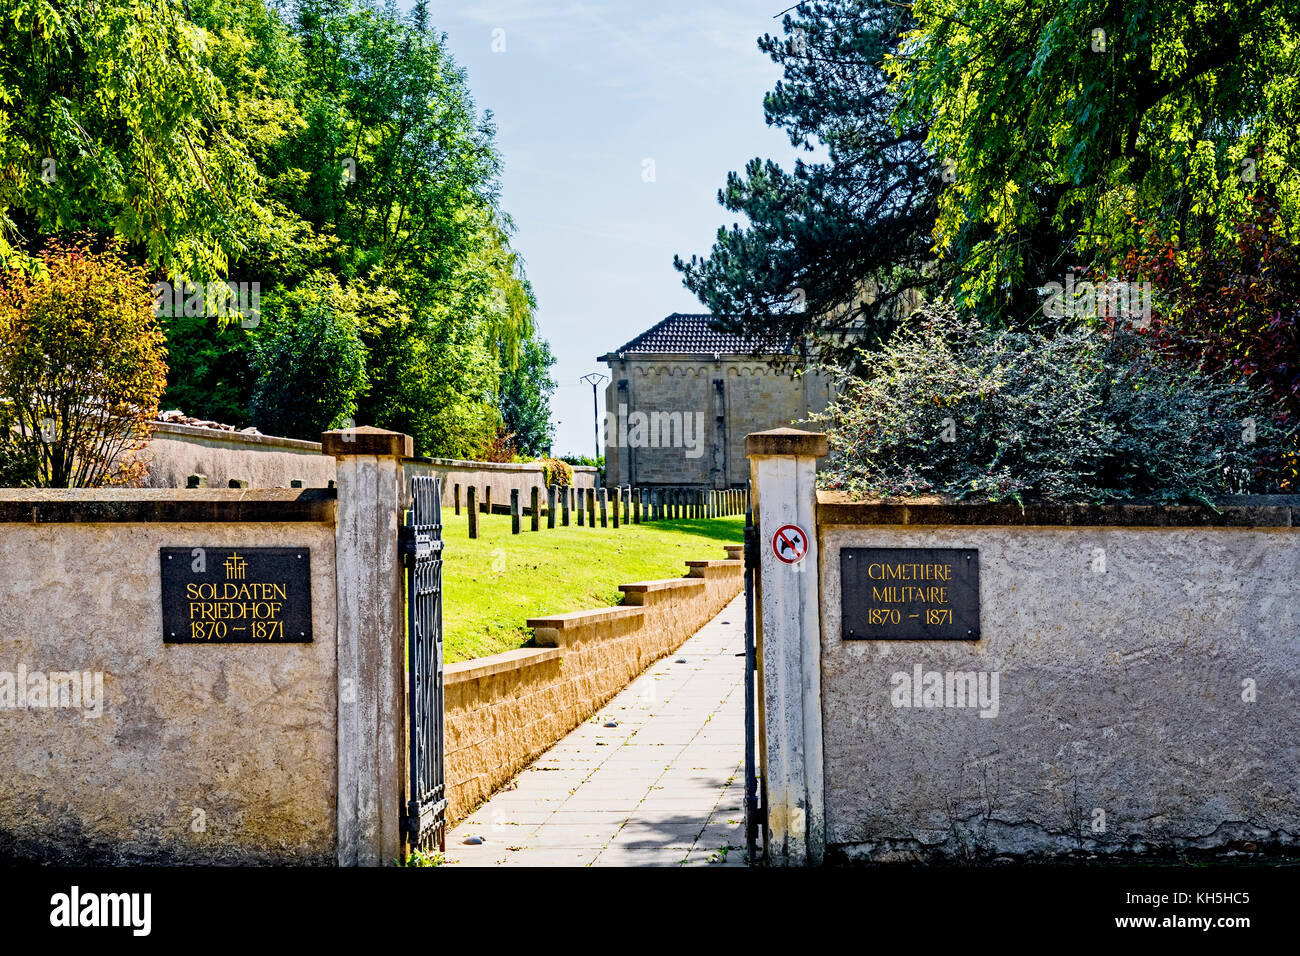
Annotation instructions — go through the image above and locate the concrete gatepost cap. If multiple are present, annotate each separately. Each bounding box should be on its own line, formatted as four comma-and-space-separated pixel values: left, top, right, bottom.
321, 425, 414, 459
745, 427, 828, 459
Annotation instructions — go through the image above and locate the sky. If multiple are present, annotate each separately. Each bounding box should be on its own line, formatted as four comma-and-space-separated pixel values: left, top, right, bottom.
410, 1, 807, 457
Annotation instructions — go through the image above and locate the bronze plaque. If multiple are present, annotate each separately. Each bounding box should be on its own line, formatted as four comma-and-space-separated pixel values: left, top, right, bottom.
840, 547, 979, 640
160, 547, 312, 643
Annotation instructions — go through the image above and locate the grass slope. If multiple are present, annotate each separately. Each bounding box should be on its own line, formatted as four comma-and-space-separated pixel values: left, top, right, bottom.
441, 509, 744, 662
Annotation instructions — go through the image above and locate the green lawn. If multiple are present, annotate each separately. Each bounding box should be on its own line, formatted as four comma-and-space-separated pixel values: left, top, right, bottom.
440, 508, 744, 662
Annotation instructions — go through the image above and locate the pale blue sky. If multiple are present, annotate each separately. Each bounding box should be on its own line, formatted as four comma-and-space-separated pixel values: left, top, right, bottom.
415, 1, 805, 456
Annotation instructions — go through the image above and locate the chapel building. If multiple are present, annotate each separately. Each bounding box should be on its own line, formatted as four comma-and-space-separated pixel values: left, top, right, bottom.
598, 313, 833, 489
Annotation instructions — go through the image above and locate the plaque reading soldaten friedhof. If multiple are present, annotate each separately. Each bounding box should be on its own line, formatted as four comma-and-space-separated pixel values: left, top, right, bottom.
160, 547, 313, 643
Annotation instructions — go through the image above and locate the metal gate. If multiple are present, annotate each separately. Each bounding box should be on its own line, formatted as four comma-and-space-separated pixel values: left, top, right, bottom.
402, 475, 447, 853
743, 484, 767, 864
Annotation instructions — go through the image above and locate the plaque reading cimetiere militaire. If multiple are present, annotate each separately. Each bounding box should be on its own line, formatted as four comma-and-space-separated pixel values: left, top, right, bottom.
840, 548, 979, 641
160, 547, 312, 643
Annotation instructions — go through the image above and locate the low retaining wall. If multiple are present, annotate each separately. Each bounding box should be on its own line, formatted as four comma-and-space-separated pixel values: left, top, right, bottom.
442, 549, 744, 824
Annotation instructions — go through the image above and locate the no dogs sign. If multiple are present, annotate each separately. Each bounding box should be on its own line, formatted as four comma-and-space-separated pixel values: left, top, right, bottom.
771, 524, 809, 565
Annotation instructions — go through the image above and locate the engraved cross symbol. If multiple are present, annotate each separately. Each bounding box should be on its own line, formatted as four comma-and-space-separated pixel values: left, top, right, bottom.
223, 552, 247, 580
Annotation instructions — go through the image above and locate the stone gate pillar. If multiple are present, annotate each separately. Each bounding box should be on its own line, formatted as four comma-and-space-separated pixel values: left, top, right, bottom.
324, 426, 413, 866
746, 428, 827, 866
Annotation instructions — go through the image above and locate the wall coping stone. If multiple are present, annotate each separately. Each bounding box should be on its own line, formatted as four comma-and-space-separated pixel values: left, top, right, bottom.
445, 647, 563, 685
685, 559, 741, 568
745, 428, 828, 459
526, 605, 646, 631
152, 421, 323, 452
322, 426, 413, 459
619, 578, 708, 594
0, 488, 336, 523
817, 490, 1300, 529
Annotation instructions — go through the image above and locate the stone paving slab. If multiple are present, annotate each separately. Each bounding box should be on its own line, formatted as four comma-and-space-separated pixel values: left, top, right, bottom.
444, 592, 749, 868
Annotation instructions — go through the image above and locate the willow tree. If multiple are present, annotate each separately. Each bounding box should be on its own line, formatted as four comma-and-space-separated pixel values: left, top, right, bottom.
0, 0, 265, 279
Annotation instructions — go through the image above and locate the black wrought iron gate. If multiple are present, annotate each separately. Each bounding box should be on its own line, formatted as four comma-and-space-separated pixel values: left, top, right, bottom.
402, 475, 447, 853
743, 485, 767, 864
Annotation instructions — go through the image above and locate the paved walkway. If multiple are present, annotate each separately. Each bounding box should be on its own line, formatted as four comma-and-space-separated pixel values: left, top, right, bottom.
445, 593, 748, 867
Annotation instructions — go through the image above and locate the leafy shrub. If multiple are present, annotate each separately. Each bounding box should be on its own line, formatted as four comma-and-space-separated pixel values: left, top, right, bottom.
1121, 195, 1299, 486
481, 424, 517, 463
538, 457, 573, 487
0, 239, 167, 486
815, 302, 1295, 503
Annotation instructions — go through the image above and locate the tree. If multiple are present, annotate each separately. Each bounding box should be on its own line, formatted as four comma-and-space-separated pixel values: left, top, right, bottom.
2, 0, 541, 458
159, 313, 256, 425
271, 0, 534, 456
0, 239, 167, 486
675, 1, 939, 362
887, 0, 1300, 324
498, 335, 557, 456
1122, 194, 1299, 485
0, 0, 266, 279
248, 276, 366, 440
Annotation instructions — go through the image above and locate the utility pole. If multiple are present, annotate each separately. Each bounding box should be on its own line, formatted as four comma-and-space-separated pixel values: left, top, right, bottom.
579, 372, 608, 479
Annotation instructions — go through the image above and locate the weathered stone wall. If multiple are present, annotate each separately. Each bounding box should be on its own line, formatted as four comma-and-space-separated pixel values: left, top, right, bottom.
0, 494, 338, 864
139, 424, 598, 503
817, 513, 1300, 862
140, 422, 335, 489
404, 458, 596, 514
442, 553, 743, 824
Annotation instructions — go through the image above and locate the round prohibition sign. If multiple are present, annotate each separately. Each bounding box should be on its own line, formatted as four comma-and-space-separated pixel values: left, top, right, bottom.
771, 524, 809, 565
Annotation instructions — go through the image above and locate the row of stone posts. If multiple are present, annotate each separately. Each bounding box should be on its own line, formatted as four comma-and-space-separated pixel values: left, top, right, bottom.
448, 482, 749, 537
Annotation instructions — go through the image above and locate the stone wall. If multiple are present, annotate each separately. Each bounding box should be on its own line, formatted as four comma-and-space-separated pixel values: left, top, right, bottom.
815, 494, 1300, 862
140, 422, 335, 489
442, 551, 744, 824
136, 424, 597, 507
0, 489, 338, 864
404, 458, 597, 514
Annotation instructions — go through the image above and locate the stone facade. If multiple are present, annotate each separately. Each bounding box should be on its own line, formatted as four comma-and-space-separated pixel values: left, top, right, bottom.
600, 314, 832, 489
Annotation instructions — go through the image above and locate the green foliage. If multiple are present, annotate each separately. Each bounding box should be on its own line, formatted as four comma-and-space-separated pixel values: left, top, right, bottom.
816, 302, 1295, 502
248, 276, 366, 440
887, 0, 1300, 324
1, 0, 542, 456
675, 1, 937, 361
0, 238, 168, 486
538, 458, 573, 488
161, 313, 255, 425
498, 335, 557, 456
559, 454, 603, 469
0, 0, 266, 278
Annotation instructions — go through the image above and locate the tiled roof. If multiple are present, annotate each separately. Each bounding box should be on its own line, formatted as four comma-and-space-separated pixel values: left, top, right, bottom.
601, 313, 791, 357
